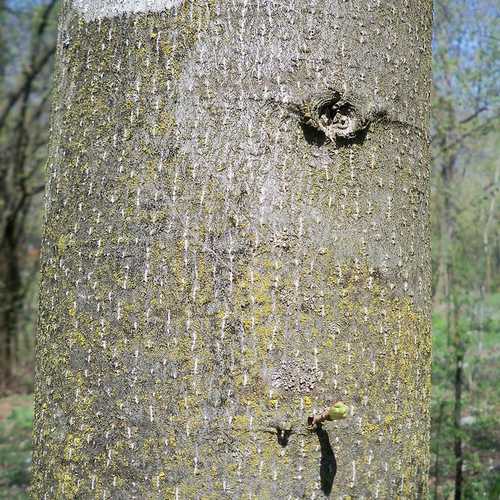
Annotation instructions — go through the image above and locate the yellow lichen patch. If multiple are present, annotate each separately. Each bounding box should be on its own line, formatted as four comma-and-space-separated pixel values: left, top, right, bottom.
266, 398, 278, 409
323, 262, 431, 494
303, 395, 313, 409
55, 468, 79, 499
157, 110, 176, 135
232, 414, 250, 432
63, 433, 84, 463
57, 234, 73, 255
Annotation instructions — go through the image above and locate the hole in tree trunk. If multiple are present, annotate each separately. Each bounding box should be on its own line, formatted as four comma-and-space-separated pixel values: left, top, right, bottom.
300, 122, 328, 146
276, 428, 293, 447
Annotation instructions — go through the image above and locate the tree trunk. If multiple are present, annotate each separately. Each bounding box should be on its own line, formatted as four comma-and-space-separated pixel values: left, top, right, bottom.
0, 221, 22, 390
453, 345, 464, 500
432, 400, 445, 499
432, 154, 457, 308
483, 165, 499, 295
32, 1, 432, 498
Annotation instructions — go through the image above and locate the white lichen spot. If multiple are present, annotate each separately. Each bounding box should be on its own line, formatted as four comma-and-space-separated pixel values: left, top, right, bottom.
72, 0, 184, 21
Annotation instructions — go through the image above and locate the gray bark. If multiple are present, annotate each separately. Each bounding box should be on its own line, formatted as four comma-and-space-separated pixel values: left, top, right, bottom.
32, 0, 432, 498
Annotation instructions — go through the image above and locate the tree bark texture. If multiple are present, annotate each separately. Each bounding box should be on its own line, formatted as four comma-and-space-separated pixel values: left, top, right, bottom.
33, 1, 432, 498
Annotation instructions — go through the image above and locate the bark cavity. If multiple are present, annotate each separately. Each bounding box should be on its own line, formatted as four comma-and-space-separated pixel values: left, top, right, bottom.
287, 89, 386, 147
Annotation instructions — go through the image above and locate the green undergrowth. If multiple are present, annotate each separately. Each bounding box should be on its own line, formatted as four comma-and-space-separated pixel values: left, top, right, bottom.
0, 395, 33, 499
430, 293, 500, 499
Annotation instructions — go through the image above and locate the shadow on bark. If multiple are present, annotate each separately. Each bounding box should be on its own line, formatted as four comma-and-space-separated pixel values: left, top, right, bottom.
300, 122, 368, 148
315, 425, 337, 496
300, 122, 328, 146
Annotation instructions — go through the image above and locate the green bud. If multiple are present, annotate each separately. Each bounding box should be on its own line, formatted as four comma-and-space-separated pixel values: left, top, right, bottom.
326, 402, 348, 421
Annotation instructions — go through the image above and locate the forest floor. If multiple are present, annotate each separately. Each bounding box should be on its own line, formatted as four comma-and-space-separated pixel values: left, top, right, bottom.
0, 394, 32, 499
430, 294, 500, 498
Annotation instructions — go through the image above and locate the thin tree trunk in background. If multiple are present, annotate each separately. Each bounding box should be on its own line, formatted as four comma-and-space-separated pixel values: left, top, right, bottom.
433, 155, 457, 308
0, 0, 6, 80
483, 166, 499, 295
0, 225, 22, 389
453, 343, 464, 500
32, 1, 432, 497
441, 153, 465, 500
0, 0, 56, 393
432, 401, 445, 499
433, 177, 449, 308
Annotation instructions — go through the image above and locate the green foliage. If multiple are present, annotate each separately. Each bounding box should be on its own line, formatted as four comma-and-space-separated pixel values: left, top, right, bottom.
0, 398, 33, 499
431, 298, 500, 499
430, 1, 499, 497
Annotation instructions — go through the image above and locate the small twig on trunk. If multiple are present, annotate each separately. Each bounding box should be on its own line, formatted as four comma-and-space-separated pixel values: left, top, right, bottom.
307, 402, 348, 431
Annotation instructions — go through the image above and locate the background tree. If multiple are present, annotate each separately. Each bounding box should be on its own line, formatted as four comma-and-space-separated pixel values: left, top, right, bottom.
430, 0, 499, 498
32, 0, 432, 498
0, 0, 57, 392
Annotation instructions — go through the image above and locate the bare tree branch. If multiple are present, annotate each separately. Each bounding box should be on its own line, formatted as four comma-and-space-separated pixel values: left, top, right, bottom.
0, 45, 55, 129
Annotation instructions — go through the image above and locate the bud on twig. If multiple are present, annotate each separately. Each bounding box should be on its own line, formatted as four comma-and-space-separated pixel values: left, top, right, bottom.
307, 402, 348, 430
